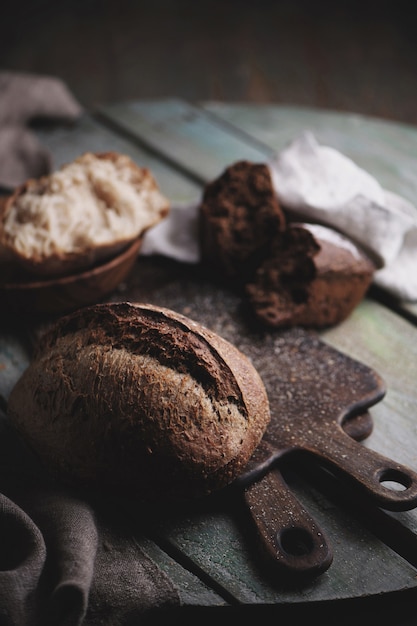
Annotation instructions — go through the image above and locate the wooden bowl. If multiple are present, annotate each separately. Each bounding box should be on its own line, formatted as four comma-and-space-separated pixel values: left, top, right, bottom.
0, 237, 142, 316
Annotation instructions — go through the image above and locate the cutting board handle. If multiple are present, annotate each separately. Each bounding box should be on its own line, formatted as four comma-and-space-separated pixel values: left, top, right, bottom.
308, 427, 417, 512
243, 469, 333, 577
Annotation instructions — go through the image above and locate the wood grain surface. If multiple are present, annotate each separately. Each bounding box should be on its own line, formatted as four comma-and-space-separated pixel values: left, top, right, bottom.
1, 100, 417, 624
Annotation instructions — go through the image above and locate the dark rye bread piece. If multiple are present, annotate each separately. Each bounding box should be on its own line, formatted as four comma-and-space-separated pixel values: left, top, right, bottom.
7, 302, 270, 502
246, 223, 375, 328
199, 160, 375, 329
199, 160, 286, 282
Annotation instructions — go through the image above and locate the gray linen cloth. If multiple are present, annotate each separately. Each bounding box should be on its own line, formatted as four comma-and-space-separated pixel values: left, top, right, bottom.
0, 71, 83, 189
0, 411, 180, 626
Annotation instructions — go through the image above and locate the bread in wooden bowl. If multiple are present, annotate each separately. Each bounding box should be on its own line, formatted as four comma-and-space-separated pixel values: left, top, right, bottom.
0, 151, 170, 279
7, 302, 271, 502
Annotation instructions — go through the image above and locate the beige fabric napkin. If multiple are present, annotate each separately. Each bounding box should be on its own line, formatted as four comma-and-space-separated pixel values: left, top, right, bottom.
0, 71, 83, 189
0, 411, 181, 626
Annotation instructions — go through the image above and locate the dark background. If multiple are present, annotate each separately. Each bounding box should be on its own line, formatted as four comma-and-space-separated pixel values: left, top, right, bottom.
1, 0, 416, 124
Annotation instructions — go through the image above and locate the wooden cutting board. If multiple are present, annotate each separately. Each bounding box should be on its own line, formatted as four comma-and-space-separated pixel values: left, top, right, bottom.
2, 100, 417, 620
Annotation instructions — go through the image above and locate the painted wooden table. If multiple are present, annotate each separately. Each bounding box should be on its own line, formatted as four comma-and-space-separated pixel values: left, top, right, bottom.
1, 100, 417, 624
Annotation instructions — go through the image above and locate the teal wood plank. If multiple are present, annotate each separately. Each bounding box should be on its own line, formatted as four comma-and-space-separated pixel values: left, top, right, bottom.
35, 113, 201, 205
322, 300, 417, 572
322, 300, 417, 469
201, 102, 417, 206
98, 98, 417, 212
137, 537, 227, 607
96, 98, 273, 184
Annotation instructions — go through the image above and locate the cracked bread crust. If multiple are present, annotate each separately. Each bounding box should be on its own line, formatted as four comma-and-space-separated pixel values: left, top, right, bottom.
8, 302, 270, 501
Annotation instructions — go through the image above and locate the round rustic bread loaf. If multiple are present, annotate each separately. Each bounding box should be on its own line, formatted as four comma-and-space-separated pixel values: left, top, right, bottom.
7, 302, 270, 501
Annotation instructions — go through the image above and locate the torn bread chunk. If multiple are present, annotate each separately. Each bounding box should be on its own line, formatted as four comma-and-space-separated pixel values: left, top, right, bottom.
246, 223, 376, 328
0, 152, 170, 277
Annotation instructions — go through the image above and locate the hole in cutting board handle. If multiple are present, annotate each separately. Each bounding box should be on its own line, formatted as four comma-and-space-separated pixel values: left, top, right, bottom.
378, 467, 412, 492
279, 527, 315, 557
243, 470, 333, 577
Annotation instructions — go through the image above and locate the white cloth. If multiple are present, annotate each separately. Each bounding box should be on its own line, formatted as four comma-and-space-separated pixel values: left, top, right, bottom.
268, 132, 417, 301
141, 132, 417, 302
140, 201, 201, 262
